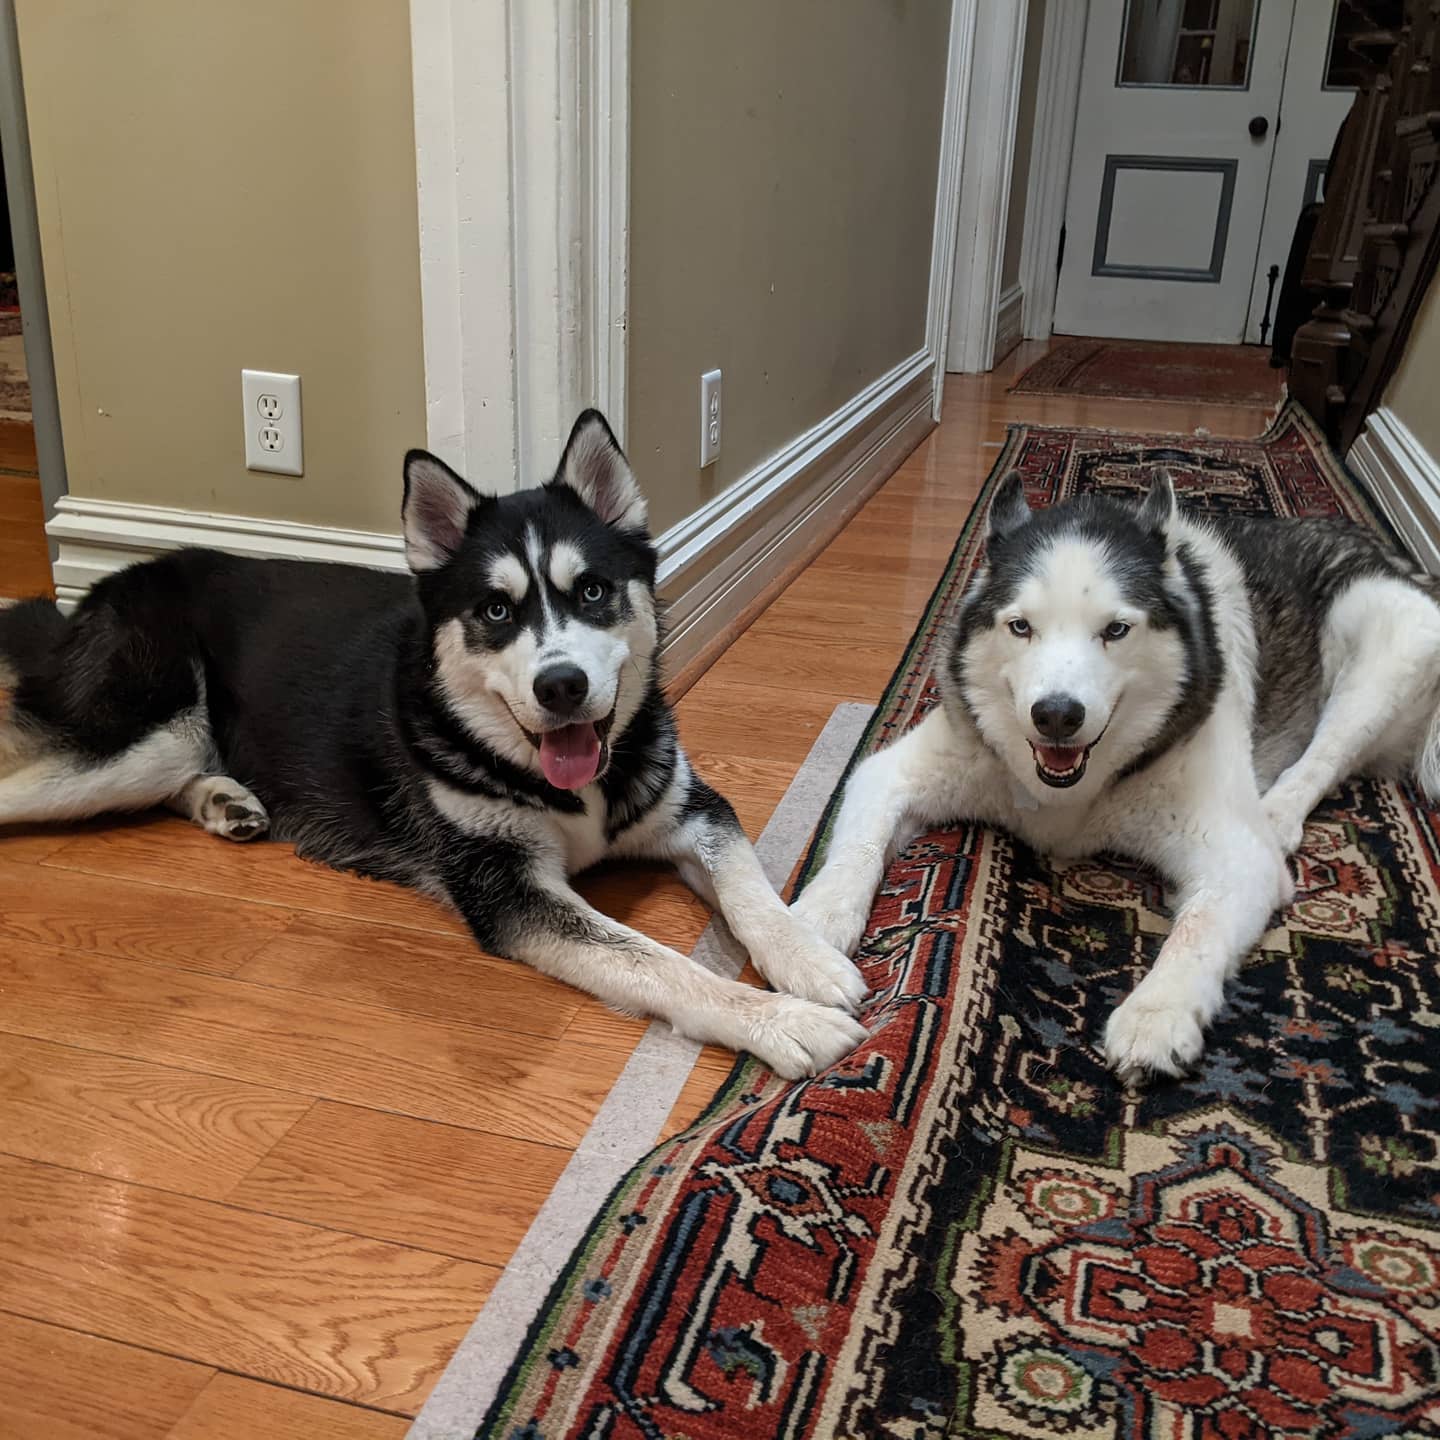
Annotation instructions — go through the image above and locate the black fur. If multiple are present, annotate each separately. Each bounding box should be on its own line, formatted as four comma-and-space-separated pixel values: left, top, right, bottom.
1211, 514, 1434, 755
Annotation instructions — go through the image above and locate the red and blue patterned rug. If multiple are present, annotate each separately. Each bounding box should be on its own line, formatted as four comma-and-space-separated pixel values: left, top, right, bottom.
479, 404, 1440, 1440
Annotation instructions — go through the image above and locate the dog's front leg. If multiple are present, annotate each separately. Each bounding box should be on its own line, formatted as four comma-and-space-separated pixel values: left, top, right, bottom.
792, 708, 975, 956
1102, 820, 1292, 1082
445, 850, 867, 1079
665, 778, 870, 1014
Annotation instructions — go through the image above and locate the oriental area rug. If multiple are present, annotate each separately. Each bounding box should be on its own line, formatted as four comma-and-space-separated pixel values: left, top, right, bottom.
478, 404, 1440, 1440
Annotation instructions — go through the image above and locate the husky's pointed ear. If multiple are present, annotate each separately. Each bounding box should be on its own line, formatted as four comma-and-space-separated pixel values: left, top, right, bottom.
402, 449, 486, 573
988, 470, 1032, 542
1137, 471, 1178, 546
553, 409, 647, 533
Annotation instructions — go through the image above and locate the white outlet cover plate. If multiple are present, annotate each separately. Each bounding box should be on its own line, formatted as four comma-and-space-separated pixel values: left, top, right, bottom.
699, 368, 722, 468
242, 369, 303, 476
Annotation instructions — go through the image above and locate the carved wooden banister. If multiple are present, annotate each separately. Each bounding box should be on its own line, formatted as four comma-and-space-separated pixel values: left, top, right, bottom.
1289, 1, 1439, 452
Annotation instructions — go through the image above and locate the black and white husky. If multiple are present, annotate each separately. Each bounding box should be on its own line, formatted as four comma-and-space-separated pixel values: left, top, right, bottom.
794, 470, 1440, 1080
0, 411, 867, 1076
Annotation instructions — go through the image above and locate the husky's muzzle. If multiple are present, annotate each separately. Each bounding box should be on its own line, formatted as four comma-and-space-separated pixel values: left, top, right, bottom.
510, 701, 618, 790
1030, 741, 1090, 788
1029, 718, 1110, 789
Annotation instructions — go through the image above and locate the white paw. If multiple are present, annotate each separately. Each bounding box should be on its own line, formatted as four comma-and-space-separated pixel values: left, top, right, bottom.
759, 920, 869, 1013
198, 786, 270, 842
1261, 790, 1307, 856
790, 875, 871, 959
1102, 980, 1212, 1082
745, 994, 868, 1079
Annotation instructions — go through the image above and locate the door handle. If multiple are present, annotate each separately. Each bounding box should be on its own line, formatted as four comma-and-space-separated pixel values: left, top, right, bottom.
1249, 115, 1270, 138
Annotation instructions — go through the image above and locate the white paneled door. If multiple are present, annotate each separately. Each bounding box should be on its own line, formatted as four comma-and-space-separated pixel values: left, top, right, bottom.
1054, 0, 1299, 343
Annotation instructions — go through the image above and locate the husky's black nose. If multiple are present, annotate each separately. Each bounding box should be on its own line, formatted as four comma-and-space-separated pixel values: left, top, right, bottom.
1031, 694, 1085, 741
534, 663, 590, 717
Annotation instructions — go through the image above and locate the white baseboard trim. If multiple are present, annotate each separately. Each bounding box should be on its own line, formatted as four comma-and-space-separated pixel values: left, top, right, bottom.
46, 351, 937, 681
656, 349, 934, 677
993, 283, 1024, 366
1348, 406, 1440, 573
47, 501, 407, 611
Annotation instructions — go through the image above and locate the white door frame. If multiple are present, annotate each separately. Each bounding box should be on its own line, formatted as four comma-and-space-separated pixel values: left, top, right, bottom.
408, 0, 629, 490
945, 0, 1028, 374
926, 0, 979, 414
0, 0, 66, 533
1018, 0, 1089, 340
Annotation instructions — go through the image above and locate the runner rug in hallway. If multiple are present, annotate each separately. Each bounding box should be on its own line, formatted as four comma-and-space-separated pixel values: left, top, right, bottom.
477, 404, 1440, 1440
1012, 335, 1283, 408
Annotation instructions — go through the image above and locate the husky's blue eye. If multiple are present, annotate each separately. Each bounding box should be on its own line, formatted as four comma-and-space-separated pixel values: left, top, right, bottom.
1007, 618, 1031, 638
579, 578, 609, 605
1103, 620, 1131, 641
482, 600, 512, 624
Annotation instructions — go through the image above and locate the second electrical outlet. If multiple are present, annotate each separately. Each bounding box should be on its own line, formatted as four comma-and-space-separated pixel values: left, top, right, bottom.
700, 369, 722, 468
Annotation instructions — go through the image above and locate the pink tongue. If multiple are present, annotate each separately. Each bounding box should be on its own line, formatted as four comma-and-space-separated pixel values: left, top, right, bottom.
1036, 744, 1081, 771
539, 722, 602, 790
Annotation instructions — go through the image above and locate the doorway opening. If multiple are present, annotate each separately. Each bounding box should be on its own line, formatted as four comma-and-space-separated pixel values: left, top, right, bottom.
1051, 0, 1364, 346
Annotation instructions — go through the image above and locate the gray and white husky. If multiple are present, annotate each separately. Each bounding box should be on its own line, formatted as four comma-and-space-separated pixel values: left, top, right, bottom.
794, 469, 1440, 1080
0, 410, 867, 1077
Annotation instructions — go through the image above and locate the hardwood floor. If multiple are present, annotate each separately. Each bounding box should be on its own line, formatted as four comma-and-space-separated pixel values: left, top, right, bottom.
0, 419, 51, 601
0, 347, 1279, 1434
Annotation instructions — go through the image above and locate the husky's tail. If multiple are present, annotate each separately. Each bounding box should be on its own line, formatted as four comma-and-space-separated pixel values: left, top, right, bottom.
0, 597, 68, 773
0, 596, 68, 686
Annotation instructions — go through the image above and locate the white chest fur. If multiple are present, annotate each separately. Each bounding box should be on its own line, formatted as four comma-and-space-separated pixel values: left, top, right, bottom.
551, 793, 610, 872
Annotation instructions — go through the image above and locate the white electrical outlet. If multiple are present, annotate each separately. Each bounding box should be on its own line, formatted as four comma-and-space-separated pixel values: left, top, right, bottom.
242, 370, 303, 476
699, 368, 722, 468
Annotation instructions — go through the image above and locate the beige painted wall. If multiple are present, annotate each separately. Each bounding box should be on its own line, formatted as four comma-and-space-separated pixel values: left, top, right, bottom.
1002, 0, 1047, 292
1386, 276, 1440, 461
17, 0, 425, 535
627, 0, 951, 536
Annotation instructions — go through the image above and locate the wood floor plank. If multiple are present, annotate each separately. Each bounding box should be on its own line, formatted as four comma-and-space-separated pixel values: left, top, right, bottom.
165, 1375, 409, 1439
681, 750, 797, 835
746, 600, 927, 649
675, 677, 851, 768
0, 941, 626, 1146
0, 825, 87, 864
0, 1034, 310, 1200
771, 565, 940, 613
236, 912, 582, 1039
0, 1310, 214, 1440
0, 538, 54, 601
0, 859, 290, 976
39, 818, 469, 937
0, 1154, 495, 1414
227, 1102, 568, 1268
575, 863, 710, 941
659, 1058, 739, 1143
708, 626, 900, 704
0, 474, 44, 523
0, 419, 38, 470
